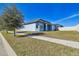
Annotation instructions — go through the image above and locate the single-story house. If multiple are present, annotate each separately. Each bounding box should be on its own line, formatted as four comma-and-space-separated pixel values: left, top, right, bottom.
58, 24, 79, 32
17, 19, 56, 32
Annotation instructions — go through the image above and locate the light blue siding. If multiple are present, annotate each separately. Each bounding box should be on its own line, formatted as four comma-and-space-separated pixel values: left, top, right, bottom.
19, 23, 36, 31
52, 26, 56, 30
18, 22, 55, 32
36, 22, 44, 31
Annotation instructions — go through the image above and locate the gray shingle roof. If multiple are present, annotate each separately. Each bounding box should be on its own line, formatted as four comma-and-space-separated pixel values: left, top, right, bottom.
24, 19, 53, 25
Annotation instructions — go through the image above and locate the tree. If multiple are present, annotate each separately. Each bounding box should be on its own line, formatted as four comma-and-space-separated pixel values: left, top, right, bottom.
0, 16, 3, 31
2, 4, 24, 36
0, 16, 6, 31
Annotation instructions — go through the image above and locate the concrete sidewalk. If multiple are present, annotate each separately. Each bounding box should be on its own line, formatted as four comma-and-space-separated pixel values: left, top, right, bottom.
0, 38, 8, 56
30, 36, 79, 49
0, 33, 17, 56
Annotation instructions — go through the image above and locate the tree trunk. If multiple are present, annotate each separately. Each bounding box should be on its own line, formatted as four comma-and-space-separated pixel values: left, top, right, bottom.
14, 29, 16, 36
6, 30, 8, 33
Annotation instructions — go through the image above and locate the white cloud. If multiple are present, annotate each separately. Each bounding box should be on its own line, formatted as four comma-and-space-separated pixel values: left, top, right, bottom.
53, 14, 79, 23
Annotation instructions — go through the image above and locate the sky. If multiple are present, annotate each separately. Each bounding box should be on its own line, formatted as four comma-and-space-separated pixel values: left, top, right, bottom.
0, 3, 79, 26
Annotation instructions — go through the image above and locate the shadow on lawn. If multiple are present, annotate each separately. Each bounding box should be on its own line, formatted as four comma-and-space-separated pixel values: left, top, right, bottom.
16, 32, 45, 37
26, 32, 45, 36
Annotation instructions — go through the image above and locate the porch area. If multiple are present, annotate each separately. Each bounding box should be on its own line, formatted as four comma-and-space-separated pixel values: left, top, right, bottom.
36, 23, 52, 32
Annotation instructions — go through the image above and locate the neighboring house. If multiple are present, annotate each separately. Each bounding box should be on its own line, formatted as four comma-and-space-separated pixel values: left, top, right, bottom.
76, 24, 79, 32
58, 26, 76, 31
54, 24, 63, 31
17, 19, 56, 32
58, 24, 79, 32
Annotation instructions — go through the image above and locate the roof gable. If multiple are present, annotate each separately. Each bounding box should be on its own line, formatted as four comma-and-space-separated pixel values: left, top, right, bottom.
24, 19, 53, 25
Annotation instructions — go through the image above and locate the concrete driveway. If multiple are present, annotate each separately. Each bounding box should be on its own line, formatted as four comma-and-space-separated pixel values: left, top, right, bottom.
0, 38, 8, 56
30, 36, 79, 49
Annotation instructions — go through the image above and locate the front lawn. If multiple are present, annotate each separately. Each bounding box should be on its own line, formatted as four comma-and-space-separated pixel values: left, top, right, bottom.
2, 32, 79, 56
43, 31, 79, 42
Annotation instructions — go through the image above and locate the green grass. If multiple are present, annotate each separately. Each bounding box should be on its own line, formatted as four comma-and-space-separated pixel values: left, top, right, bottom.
43, 31, 79, 42
2, 32, 79, 56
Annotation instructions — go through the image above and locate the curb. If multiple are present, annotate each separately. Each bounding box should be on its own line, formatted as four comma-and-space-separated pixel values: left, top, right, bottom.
0, 33, 17, 56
